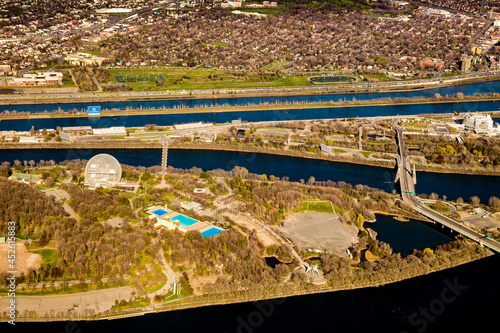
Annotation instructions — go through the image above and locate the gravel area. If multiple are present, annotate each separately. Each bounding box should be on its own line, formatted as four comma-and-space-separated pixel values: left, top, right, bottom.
280, 212, 358, 257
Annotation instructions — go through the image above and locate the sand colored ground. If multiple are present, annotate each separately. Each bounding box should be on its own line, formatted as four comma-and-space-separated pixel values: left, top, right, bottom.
0, 286, 135, 316
280, 212, 359, 256
0, 243, 41, 276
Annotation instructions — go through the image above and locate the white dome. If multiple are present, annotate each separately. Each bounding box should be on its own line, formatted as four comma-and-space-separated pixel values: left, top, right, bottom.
84, 154, 122, 188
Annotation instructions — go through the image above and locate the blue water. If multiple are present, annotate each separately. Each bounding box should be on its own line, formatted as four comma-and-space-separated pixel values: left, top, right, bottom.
0, 149, 498, 203
171, 214, 198, 227
201, 227, 223, 238
3, 79, 500, 114
365, 215, 453, 254
152, 208, 168, 216
1, 101, 499, 131
7, 255, 500, 332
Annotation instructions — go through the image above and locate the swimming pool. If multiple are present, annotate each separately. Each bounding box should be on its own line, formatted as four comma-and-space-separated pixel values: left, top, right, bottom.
152, 208, 168, 216
201, 227, 223, 238
171, 214, 198, 227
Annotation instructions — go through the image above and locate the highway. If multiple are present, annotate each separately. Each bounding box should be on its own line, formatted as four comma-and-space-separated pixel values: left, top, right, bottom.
394, 126, 500, 253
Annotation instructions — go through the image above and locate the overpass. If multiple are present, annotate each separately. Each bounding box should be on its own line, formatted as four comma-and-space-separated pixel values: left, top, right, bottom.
393, 125, 500, 253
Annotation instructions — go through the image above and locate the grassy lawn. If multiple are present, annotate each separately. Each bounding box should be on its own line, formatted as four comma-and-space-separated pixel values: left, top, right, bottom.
403, 121, 429, 128
361, 151, 373, 158
261, 60, 286, 71
361, 73, 394, 82
293, 200, 334, 214
428, 202, 451, 213
84, 49, 101, 56
32, 249, 59, 266
209, 42, 228, 47
108, 68, 313, 91
333, 148, 347, 153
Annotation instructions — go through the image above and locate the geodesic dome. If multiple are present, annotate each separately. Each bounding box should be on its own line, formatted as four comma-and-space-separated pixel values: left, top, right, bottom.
84, 154, 122, 188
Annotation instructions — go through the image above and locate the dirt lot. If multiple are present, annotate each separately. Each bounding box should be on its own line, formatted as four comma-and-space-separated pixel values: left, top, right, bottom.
0, 243, 41, 276
0, 286, 135, 316
280, 212, 359, 256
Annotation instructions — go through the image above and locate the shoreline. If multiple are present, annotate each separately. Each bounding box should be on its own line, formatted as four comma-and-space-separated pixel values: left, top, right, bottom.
2, 142, 500, 176
6, 249, 492, 322
1, 74, 499, 106
1, 95, 500, 121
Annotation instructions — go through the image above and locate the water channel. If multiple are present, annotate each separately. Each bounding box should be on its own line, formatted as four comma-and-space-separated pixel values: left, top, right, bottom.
3, 79, 500, 114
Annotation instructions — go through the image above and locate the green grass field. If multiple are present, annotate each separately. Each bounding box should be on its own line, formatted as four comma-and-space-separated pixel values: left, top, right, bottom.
108, 68, 312, 91
361, 151, 373, 158
310, 76, 356, 83
116, 74, 164, 83
32, 249, 59, 267
293, 200, 334, 214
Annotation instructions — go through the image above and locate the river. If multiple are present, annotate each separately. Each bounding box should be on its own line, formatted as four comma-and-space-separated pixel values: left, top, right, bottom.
1, 149, 498, 203
1, 101, 500, 132
1, 84, 499, 331
2, 79, 500, 114
5, 254, 499, 332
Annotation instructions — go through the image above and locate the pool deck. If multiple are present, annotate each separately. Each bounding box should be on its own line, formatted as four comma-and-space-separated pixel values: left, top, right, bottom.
148, 205, 224, 237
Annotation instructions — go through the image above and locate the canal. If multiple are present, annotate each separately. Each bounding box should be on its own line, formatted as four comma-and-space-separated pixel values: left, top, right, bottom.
2, 79, 500, 114
1, 100, 499, 132
1, 148, 498, 203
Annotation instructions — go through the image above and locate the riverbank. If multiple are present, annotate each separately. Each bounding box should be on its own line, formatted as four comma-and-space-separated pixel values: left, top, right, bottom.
1, 74, 500, 106
2, 142, 500, 176
2, 94, 500, 121
8, 242, 492, 322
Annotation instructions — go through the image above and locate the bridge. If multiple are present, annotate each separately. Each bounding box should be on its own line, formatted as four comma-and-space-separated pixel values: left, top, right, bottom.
393, 125, 500, 253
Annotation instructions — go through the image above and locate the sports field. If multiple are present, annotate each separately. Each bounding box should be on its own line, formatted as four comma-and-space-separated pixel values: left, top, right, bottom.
107, 68, 311, 91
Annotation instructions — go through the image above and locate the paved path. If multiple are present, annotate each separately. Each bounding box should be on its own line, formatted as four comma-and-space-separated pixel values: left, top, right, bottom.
43, 188, 79, 221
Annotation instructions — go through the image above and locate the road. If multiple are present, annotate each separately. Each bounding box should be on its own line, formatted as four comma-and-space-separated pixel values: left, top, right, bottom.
394, 126, 500, 253
4, 70, 500, 103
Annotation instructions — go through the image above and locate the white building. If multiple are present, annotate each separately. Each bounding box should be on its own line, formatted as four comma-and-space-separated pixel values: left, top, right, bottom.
462, 113, 499, 135
93, 127, 127, 135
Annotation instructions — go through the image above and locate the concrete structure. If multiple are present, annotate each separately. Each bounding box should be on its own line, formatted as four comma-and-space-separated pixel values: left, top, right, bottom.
161, 135, 168, 186
84, 154, 122, 188
419, 58, 444, 69
461, 56, 472, 72
95, 8, 132, 14
6, 72, 63, 87
462, 113, 498, 134
320, 144, 331, 154
62, 126, 92, 133
180, 201, 204, 211
19, 136, 44, 143
65, 53, 109, 66
8, 172, 42, 183
173, 122, 214, 130
394, 126, 500, 254
92, 127, 126, 135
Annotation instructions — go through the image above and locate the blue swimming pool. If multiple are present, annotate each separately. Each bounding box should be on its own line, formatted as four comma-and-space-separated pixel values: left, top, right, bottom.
201, 227, 223, 238
171, 214, 198, 227
152, 209, 168, 216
